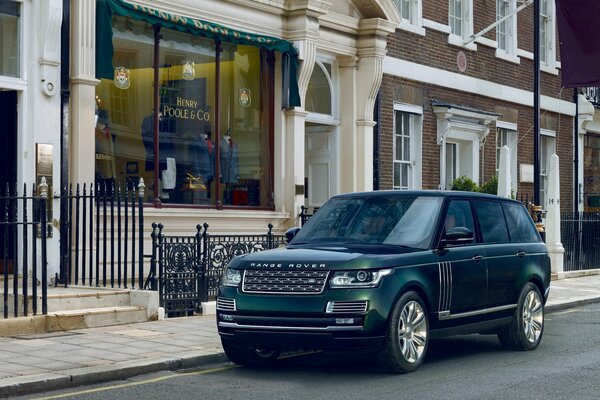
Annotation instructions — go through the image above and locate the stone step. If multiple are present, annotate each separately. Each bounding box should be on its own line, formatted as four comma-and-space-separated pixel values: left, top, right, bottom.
0, 275, 37, 289
47, 306, 148, 330
1, 288, 133, 316
0, 306, 150, 336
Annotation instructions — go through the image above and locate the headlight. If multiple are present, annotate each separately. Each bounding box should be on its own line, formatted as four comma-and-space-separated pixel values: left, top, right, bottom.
221, 268, 242, 287
329, 269, 392, 288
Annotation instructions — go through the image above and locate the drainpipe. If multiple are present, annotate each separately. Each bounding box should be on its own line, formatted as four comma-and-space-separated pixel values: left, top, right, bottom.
574, 88, 579, 212
59, 0, 71, 285
373, 94, 380, 191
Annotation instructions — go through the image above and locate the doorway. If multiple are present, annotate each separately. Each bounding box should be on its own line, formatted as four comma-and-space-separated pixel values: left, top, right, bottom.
0, 91, 17, 185
305, 123, 337, 208
0, 90, 18, 274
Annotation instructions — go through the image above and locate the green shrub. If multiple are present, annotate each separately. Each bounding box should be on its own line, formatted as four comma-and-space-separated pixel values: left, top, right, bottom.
479, 175, 498, 195
450, 176, 479, 192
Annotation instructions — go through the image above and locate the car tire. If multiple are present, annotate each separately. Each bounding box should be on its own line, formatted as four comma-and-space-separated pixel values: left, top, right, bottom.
498, 282, 544, 351
221, 340, 280, 367
378, 291, 429, 373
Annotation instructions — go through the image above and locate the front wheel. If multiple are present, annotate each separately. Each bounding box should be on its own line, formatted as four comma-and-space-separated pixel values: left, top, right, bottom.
498, 282, 544, 351
379, 291, 429, 373
221, 340, 280, 367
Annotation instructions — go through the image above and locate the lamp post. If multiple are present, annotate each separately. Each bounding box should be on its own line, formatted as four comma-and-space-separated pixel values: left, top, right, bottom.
533, 0, 541, 206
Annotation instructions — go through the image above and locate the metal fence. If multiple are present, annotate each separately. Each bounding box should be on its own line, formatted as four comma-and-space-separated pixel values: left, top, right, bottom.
299, 205, 318, 226
149, 223, 286, 317
60, 180, 145, 289
1, 182, 49, 318
561, 212, 600, 271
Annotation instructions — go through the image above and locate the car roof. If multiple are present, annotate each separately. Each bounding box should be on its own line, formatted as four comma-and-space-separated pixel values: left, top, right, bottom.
332, 190, 523, 204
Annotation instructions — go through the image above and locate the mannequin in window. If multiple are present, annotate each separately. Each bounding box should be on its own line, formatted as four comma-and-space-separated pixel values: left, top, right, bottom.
220, 132, 239, 184
141, 112, 176, 197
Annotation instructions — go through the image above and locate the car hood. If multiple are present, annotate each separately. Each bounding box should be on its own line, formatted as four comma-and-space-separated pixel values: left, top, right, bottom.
229, 246, 431, 271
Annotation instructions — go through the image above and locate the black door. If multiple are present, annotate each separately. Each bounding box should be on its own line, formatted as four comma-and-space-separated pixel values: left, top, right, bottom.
0, 91, 17, 185
0, 91, 18, 274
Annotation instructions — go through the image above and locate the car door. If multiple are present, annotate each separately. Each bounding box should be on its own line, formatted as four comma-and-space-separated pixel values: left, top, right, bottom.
474, 200, 519, 309
436, 199, 487, 318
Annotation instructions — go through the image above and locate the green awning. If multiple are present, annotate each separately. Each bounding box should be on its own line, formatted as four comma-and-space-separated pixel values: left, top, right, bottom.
96, 0, 300, 108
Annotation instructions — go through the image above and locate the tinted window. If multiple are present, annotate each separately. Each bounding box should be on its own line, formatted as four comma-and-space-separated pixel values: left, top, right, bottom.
292, 196, 444, 249
444, 200, 475, 233
503, 202, 541, 242
475, 201, 510, 243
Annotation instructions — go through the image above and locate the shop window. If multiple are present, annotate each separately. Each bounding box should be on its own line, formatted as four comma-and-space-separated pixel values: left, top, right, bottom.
0, 1, 20, 78
94, 16, 274, 208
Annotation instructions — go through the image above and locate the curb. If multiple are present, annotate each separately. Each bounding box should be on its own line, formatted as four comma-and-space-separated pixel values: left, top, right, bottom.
546, 296, 600, 313
0, 352, 229, 398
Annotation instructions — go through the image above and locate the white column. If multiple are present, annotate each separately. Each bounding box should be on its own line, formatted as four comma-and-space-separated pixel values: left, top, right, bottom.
70, 0, 99, 186
284, 109, 309, 226
497, 145, 511, 198
338, 57, 358, 193
545, 153, 564, 277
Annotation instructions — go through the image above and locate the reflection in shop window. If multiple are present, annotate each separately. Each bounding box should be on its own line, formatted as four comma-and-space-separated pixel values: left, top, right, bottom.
94, 16, 274, 208
0, 1, 20, 78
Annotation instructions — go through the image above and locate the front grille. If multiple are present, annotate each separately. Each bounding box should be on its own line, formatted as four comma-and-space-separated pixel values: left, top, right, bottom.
326, 301, 369, 313
216, 297, 236, 311
242, 269, 329, 294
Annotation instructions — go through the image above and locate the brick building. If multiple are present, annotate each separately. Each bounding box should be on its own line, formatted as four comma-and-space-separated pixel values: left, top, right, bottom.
377, 0, 576, 212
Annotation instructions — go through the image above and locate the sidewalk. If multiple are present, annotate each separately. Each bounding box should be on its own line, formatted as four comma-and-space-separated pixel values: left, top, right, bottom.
2, 274, 600, 398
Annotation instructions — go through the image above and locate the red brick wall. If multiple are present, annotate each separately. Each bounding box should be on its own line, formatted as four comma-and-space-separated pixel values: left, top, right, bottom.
378, 76, 574, 213
378, 1, 573, 212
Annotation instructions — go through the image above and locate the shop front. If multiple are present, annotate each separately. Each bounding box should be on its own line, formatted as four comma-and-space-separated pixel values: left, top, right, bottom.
69, 0, 399, 235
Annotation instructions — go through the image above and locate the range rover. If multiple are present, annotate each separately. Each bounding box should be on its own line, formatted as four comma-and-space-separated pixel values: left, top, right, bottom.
216, 191, 551, 373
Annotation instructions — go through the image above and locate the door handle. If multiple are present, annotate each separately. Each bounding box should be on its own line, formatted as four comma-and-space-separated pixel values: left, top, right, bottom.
516, 251, 526, 258
472, 255, 484, 262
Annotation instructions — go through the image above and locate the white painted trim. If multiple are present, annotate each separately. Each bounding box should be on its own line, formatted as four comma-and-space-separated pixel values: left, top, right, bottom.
423, 18, 451, 34
398, 21, 426, 36
517, 49, 534, 60
383, 57, 576, 116
476, 36, 497, 48
541, 64, 559, 76
393, 102, 423, 115
541, 128, 556, 138
0, 77, 27, 91
496, 121, 518, 131
448, 34, 477, 51
495, 49, 520, 64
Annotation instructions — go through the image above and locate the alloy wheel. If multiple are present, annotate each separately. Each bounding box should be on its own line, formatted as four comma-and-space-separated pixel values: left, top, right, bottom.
397, 300, 427, 363
522, 290, 543, 344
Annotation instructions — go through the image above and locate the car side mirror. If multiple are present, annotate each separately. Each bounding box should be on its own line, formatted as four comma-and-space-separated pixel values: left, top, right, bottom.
285, 227, 301, 243
440, 227, 474, 248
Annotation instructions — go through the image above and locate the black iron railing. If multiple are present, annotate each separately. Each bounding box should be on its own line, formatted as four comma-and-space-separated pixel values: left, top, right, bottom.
299, 205, 319, 226
1, 180, 49, 318
583, 87, 600, 108
561, 212, 600, 271
149, 223, 285, 317
60, 179, 145, 289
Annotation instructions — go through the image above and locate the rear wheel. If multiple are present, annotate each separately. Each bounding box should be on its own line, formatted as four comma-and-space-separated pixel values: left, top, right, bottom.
498, 282, 544, 351
379, 291, 429, 373
222, 340, 280, 367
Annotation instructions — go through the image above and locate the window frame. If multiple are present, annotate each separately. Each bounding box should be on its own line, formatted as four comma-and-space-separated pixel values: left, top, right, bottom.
496, 0, 517, 58
393, 103, 423, 190
395, 0, 425, 35
540, 129, 556, 207
539, 0, 556, 68
448, 0, 474, 49
495, 122, 518, 195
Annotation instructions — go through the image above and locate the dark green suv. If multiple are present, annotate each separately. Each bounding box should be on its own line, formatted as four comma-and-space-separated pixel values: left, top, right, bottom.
217, 191, 550, 373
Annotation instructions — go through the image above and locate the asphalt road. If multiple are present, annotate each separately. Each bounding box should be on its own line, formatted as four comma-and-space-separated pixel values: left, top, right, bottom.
15, 303, 600, 400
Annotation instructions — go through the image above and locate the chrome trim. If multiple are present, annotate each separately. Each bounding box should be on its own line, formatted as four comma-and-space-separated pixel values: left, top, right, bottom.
241, 270, 330, 295
218, 322, 363, 331
216, 297, 236, 312
438, 304, 517, 320
326, 301, 368, 313
438, 262, 452, 313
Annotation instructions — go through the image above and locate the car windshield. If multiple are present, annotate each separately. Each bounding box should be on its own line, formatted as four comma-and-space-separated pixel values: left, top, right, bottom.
292, 195, 443, 249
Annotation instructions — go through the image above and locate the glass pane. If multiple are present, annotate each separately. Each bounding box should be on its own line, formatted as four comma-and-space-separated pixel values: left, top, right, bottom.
395, 138, 402, 162
305, 63, 332, 115
444, 200, 475, 233
0, 1, 20, 77
393, 163, 400, 187
475, 201, 510, 243
403, 136, 410, 161
401, 164, 409, 188
401, 0, 411, 20
94, 16, 156, 199
220, 43, 273, 207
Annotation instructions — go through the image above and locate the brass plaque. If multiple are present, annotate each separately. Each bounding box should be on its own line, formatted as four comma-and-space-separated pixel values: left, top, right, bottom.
36, 143, 53, 176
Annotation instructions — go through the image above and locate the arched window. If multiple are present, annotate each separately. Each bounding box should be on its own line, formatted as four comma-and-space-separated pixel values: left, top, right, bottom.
305, 61, 333, 116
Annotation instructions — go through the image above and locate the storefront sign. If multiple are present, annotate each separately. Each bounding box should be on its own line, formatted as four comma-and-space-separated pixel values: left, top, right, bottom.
114, 66, 130, 89
162, 96, 210, 121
